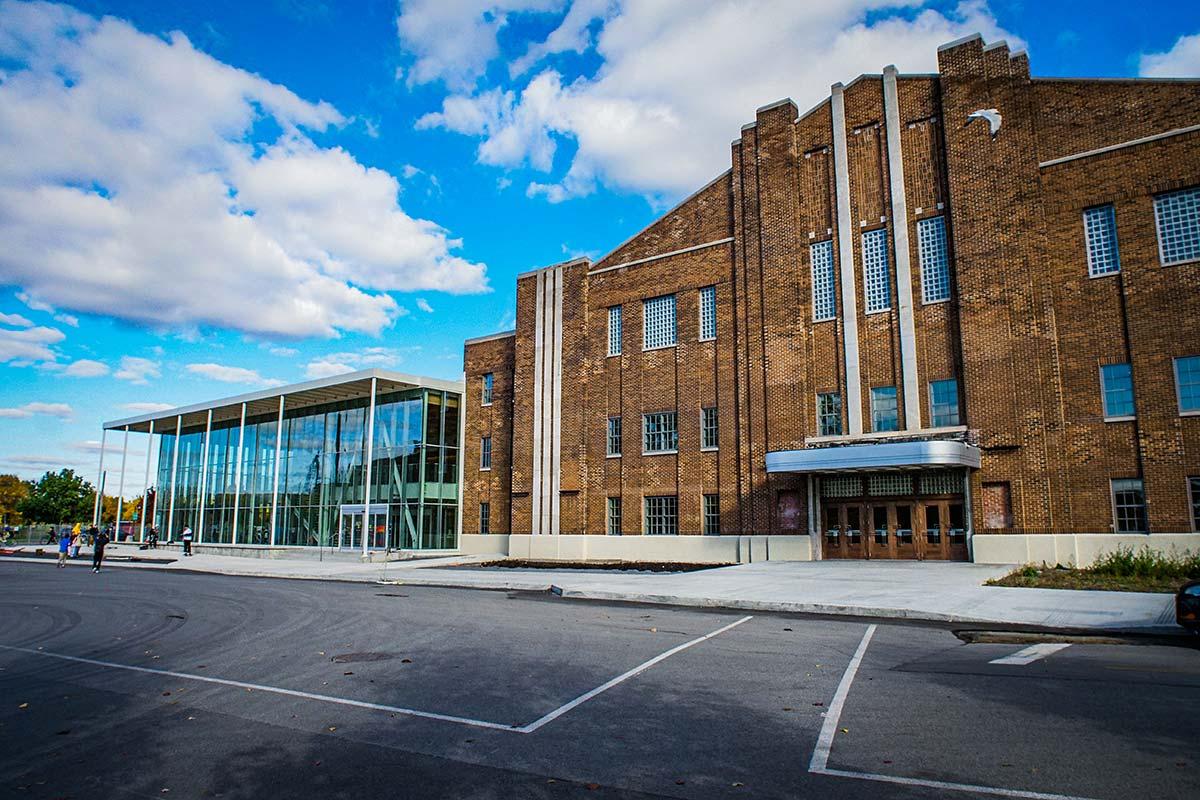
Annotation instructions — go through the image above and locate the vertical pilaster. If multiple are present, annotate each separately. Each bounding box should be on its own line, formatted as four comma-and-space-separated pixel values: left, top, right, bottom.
831, 83, 864, 435
531, 270, 544, 533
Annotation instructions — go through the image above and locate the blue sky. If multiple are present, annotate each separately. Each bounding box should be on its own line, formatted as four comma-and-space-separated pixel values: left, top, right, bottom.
1, 0, 1198, 491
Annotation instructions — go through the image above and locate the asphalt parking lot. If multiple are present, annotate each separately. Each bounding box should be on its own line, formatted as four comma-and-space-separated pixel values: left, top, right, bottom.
1, 561, 1197, 799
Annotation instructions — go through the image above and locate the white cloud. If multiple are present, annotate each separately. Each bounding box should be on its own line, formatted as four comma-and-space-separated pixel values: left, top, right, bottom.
304, 359, 355, 379
415, 0, 1020, 201
0, 323, 64, 363
114, 356, 161, 384
120, 402, 174, 413
186, 362, 282, 386
1140, 32, 1200, 77
0, 2, 487, 340
0, 311, 32, 327
416, 298, 434, 313
0, 401, 72, 419
60, 358, 109, 378
303, 346, 412, 379
267, 345, 299, 357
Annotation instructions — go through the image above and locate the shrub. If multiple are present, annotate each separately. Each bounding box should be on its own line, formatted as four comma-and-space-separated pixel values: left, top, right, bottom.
1088, 546, 1200, 580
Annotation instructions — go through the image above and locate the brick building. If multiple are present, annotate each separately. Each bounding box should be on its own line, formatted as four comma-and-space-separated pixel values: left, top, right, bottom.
461, 34, 1200, 563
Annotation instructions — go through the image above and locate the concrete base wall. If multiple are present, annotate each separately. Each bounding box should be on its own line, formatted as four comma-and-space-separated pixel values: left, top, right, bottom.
972, 533, 1200, 567
458, 534, 812, 564
157, 543, 448, 563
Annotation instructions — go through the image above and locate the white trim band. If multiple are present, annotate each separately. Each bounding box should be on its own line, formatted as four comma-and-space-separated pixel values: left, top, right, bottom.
588, 238, 734, 276
1039, 123, 1200, 168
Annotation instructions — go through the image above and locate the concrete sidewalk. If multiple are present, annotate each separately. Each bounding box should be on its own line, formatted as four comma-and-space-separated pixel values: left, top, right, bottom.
1, 545, 1180, 633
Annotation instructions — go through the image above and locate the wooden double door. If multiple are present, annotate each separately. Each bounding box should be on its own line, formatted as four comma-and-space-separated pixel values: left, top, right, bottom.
822, 496, 967, 560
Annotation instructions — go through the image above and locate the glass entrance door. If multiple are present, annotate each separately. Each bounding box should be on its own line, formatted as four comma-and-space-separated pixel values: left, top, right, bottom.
338, 513, 362, 550
338, 506, 389, 550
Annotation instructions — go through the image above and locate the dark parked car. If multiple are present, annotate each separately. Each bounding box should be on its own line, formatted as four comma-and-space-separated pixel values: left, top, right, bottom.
1177, 580, 1200, 633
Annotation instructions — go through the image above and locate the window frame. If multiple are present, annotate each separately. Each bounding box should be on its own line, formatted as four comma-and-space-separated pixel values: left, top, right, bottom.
479, 436, 492, 471
479, 502, 490, 535
607, 496, 622, 536
810, 239, 837, 322
1189, 476, 1200, 532
643, 495, 678, 536
702, 493, 720, 535
606, 415, 622, 458
917, 216, 951, 303
1083, 204, 1121, 278
698, 286, 717, 341
1153, 186, 1200, 267
870, 386, 899, 433
642, 294, 677, 351
928, 378, 961, 428
480, 372, 494, 406
1100, 363, 1136, 421
861, 227, 892, 314
1110, 478, 1148, 534
700, 406, 719, 451
1174, 355, 1200, 416
607, 305, 622, 357
816, 392, 842, 437
642, 411, 678, 455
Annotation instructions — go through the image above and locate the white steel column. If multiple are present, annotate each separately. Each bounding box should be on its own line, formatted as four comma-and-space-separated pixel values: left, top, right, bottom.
230, 402, 246, 544
92, 428, 107, 525
831, 82, 864, 436
139, 419, 154, 541
361, 377, 378, 558
883, 65, 922, 431
550, 265, 563, 536
195, 409, 212, 543
113, 426, 130, 539
269, 396, 285, 547
166, 415, 182, 539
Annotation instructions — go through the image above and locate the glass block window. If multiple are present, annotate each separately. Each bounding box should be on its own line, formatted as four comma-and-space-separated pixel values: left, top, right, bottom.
607, 306, 622, 356
810, 240, 836, 321
643, 294, 677, 349
1175, 356, 1200, 413
644, 495, 678, 535
642, 412, 678, 453
479, 502, 490, 535
700, 407, 718, 450
861, 228, 891, 312
929, 379, 960, 427
1101, 363, 1135, 418
607, 497, 622, 536
817, 392, 842, 437
1083, 205, 1120, 276
699, 286, 717, 341
917, 216, 951, 302
480, 436, 492, 470
871, 386, 899, 432
869, 474, 913, 496
606, 416, 622, 457
702, 494, 720, 535
1111, 478, 1147, 533
1154, 186, 1200, 266
822, 475, 862, 498
920, 471, 960, 495
1190, 477, 1200, 531
481, 372, 494, 405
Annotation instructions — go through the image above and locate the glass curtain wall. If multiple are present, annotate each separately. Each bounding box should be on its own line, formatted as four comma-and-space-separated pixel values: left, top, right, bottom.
152, 388, 460, 550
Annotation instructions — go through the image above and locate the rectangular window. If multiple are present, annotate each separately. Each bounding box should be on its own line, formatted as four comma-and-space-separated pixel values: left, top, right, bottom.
607, 305, 622, 356
861, 228, 891, 312
479, 502, 490, 535
1154, 186, 1200, 266
1101, 363, 1135, 419
1175, 356, 1200, 414
698, 286, 717, 341
607, 497, 622, 535
929, 379, 960, 427
481, 372, 494, 405
817, 392, 842, 437
643, 294, 677, 349
870, 386, 899, 432
702, 494, 720, 535
606, 416, 622, 457
917, 216, 951, 302
1190, 477, 1200, 532
642, 412, 678, 454
480, 436, 492, 470
1083, 205, 1120, 276
810, 240, 836, 321
700, 407, 718, 450
1111, 478, 1147, 533
644, 495, 678, 535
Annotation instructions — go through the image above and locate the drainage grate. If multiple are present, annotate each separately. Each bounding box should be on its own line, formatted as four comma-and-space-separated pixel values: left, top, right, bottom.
330, 652, 396, 664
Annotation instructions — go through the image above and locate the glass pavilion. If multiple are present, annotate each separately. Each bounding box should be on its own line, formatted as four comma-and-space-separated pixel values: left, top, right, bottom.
99, 370, 464, 553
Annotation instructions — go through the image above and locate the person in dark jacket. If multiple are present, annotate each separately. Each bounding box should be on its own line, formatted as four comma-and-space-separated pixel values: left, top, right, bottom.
91, 526, 108, 573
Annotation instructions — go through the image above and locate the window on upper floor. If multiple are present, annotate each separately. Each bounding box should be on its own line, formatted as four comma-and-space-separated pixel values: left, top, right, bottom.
700, 407, 718, 450
644, 495, 678, 535
699, 286, 717, 341
870, 386, 898, 433
1083, 204, 1120, 277
480, 436, 492, 470
607, 306, 622, 356
817, 392, 842, 437
606, 416, 622, 457
481, 372, 494, 405
862, 228, 891, 313
810, 240, 836, 321
1154, 186, 1200, 266
917, 216, 951, 302
642, 412, 678, 454
1100, 363, 1135, 419
1175, 356, 1200, 414
929, 379, 960, 427
1111, 478, 1147, 533
643, 295, 676, 350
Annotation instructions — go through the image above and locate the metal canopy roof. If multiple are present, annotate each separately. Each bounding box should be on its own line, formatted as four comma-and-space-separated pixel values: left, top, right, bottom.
765, 440, 981, 473
103, 369, 464, 434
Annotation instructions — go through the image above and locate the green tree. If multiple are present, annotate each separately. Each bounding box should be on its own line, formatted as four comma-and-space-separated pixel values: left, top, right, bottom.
17, 469, 95, 525
0, 474, 32, 526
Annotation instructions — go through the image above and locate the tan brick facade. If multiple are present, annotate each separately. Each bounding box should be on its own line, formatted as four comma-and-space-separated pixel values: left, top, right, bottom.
463, 35, 1200, 557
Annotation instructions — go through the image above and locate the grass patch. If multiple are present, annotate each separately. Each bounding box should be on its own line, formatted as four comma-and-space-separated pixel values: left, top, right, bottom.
987, 546, 1200, 593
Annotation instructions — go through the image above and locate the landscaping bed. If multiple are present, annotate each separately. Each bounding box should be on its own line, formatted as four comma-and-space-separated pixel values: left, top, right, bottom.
474, 559, 731, 573
987, 546, 1200, 594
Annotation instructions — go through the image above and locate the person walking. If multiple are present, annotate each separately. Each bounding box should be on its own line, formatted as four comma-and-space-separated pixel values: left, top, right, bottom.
44, 526, 57, 545
181, 526, 193, 556
148, 526, 159, 549
91, 526, 109, 573
56, 530, 69, 568
70, 523, 82, 559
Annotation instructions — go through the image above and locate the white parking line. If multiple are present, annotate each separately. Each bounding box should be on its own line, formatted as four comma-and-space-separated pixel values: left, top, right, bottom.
808, 627, 1098, 800
989, 643, 1071, 666
0, 614, 753, 735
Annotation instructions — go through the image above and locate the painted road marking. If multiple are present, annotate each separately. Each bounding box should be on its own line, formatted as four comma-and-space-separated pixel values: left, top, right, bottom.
809, 627, 1097, 800
989, 643, 1072, 666
0, 614, 753, 735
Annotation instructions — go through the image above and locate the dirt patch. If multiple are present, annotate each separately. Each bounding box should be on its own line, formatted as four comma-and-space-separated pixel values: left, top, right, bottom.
476, 559, 731, 573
